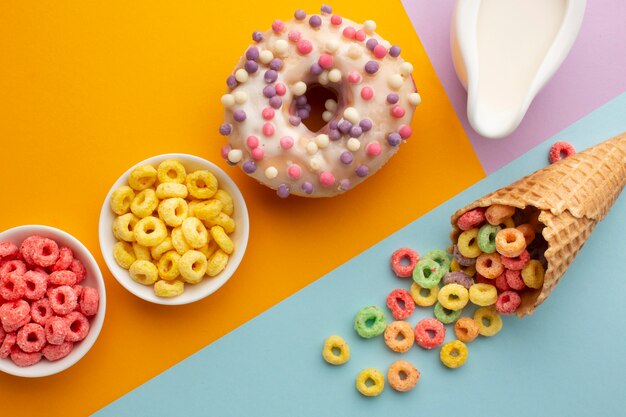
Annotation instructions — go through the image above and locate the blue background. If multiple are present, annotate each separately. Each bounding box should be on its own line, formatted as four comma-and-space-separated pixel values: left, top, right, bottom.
97, 93, 626, 416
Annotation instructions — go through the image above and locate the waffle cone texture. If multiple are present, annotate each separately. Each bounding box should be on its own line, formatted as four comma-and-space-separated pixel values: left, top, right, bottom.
451, 134, 626, 317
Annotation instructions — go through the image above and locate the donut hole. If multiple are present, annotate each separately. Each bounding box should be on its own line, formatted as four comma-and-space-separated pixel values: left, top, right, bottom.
299, 84, 339, 132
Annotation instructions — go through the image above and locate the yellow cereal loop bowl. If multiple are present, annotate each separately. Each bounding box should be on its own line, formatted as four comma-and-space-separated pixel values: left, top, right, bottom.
99, 154, 249, 305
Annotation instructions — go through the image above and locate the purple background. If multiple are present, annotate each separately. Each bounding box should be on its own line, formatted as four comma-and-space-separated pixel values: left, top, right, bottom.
401, 0, 626, 173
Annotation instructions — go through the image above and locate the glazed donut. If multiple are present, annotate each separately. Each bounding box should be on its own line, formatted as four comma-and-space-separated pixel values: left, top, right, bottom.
219, 4, 420, 198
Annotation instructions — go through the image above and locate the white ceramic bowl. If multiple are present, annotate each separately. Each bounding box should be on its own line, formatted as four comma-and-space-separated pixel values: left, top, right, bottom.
0, 225, 106, 378
99, 153, 249, 305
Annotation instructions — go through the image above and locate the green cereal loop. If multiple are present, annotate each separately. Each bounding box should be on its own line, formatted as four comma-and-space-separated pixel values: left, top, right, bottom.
433, 301, 462, 324
412, 259, 445, 289
477, 224, 501, 254
354, 306, 387, 339
423, 249, 451, 272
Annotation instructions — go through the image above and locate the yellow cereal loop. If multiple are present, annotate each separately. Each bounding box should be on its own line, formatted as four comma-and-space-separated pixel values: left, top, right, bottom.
151, 236, 174, 260
457, 228, 482, 258
179, 250, 208, 284
154, 279, 185, 297
474, 307, 503, 336
132, 243, 152, 261
171, 227, 191, 255
500, 217, 515, 229
110, 186, 135, 215
181, 217, 208, 249
113, 213, 140, 242
156, 182, 188, 199
157, 159, 186, 184
410, 282, 439, 307
355, 368, 384, 397
469, 283, 498, 306
134, 216, 168, 247
322, 335, 350, 365
213, 189, 234, 216
450, 258, 476, 276
158, 197, 189, 227
194, 200, 223, 221
128, 165, 158, 191
198, 241, 218, 259
130, 189, 159, 218
187, 200, 203, 217
522, 260, 545, 289
210, 226, 234, 255
157, 250, 181, 281
437, 284, 469, 310
129, 260, 159, 285
206, 249, 229, 277
203, 212, 236, 234
439, 340, 468, 369
186, 170, 218, 199
113, 241, 136, 269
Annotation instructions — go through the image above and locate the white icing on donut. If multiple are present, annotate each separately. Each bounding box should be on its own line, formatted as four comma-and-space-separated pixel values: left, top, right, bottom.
221, 7, 419, 198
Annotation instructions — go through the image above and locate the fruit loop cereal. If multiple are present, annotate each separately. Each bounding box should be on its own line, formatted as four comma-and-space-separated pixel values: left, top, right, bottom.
354, 306, 387, 339
437, 284, 469, 311
0, 235, 99, 367
439, 340, 468, 369
414, 318, 445, 350
355, 368, 385, 397
385, 288, 415, 320
322, 335, 350, 365
390, 248, 419, 278
409, 282, 439, 307
387, 360, 419, 392
474, 307, 503, 337
454, 317, 479, 343
110, 159, 238, 297
412, 259, 444, 289
383, 321, 414, 353
549, 141, 576, 164
433, 302, 461, 325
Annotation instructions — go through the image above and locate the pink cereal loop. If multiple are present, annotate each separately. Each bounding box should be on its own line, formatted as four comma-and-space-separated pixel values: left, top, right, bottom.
42, 341, 73, 361
0, 272, 26, 301
0, 259, 26, 280
22, 270, 48, 301
45, 316, 69, 345
457, 208, 486, 231
30, 298, 52, 325
49, 270, 77, 286
80, 287, 100, 317
0, 242, 18, 259
52, 246, 74, 271
17, 323, 46, 353
0, 332, 16, 359
70, 258, 87, 283
10, 347, 42, 367
386, 288, 416, 320
495, 291, 522, 315
0, 300, 31, 333
414, 318, 446, 349
64, 311, 90, 342
49, 285, 78, 316
390, 248, 420, 278
549, 141, 576, 164
31, 237, 60, 267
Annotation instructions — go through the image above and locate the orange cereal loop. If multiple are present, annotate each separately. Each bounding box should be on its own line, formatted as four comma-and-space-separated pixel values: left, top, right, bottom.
383, 321, 414, 353
475, 253, 504, 279
110, 186, 135, 215
516, 224, 536, 246
454, 317, 479, 343
495, 228, 527, 258
485, 204, 516, 226
387, 360, 420, 392
157, 159, 186, 184
128, 165, 158, 191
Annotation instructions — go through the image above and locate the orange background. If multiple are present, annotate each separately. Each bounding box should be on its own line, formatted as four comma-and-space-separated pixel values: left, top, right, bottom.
0, 0, 484, 414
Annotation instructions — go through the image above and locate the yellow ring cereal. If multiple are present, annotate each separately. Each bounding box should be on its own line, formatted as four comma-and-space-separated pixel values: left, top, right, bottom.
440, 340, 468, 368
437, 283, 469, 311
181, 217, 208, 248
131, 189, 159, 218
198, 241, 218, 259
210, 225, 234, 255
151, 237, 174, 260
113, 213, 139, 242
409, 282, 439, 307
157, 251, 181, 281
322, 335, 350, 365
457, 228, 481, 258
134, 216, 168, 247
171, 227, 192, 255
113, 241, 136, 269
179, 250, 208, 284
129, 260, 159, 285
203, 212, 236, 234
468, 283, 498, 306
154, 279, 185, 297
158, 197, 189, 227
206, 249, 229, 277
110, 186, 135, 215
213, 190, 234, 216
194, 200, 223, 221
157, 159, 187, 184
186, 170, 218, 199
155, 182, 188, 199
474, 307, 503, 336
128, 165, 158, 191
522, 259, 545, 289
356, 368, 384, 397
132, 243, 152, 261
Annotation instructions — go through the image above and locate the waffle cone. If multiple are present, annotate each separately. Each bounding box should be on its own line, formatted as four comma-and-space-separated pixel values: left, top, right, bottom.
450, 133, 626, 317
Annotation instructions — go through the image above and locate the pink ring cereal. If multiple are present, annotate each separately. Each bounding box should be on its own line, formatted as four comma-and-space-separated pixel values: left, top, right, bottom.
456, 207, 486, 231
0, 242, 18, 260
16, 323, 46, 353
387, 360, 420, 392
79, 287, 100, 317
485, 204, 516, 226
0, 332, 16, 359
64, 311, 90, 343
19, 235, 42, 265
0, 273, 26, 301
30, 237, 60, 267
45, 316, 69, 345
494, 272, 511, 292
0, 299, 31, 333
549, 141, 576, 163
386, 288, 415, 320
495, 291, 522, 315
0, 259, 27, 280
475, 253, 504, 279
501, 250, 530, 271
69, 258, 87, 284
49, 270, 77, 286
221, 6, 419, 198
454, 317, 479, 343
10, 346, 43, 367
414, 318, 446, 350
30, 298, 53, 325
390, 247, 419, 278
22, 270, 48, 301
42, 341, 73, 361
505, 269, 526, 291
48, 285, 78, 316
383, 321, 414, 353
495, 228, 527, 258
